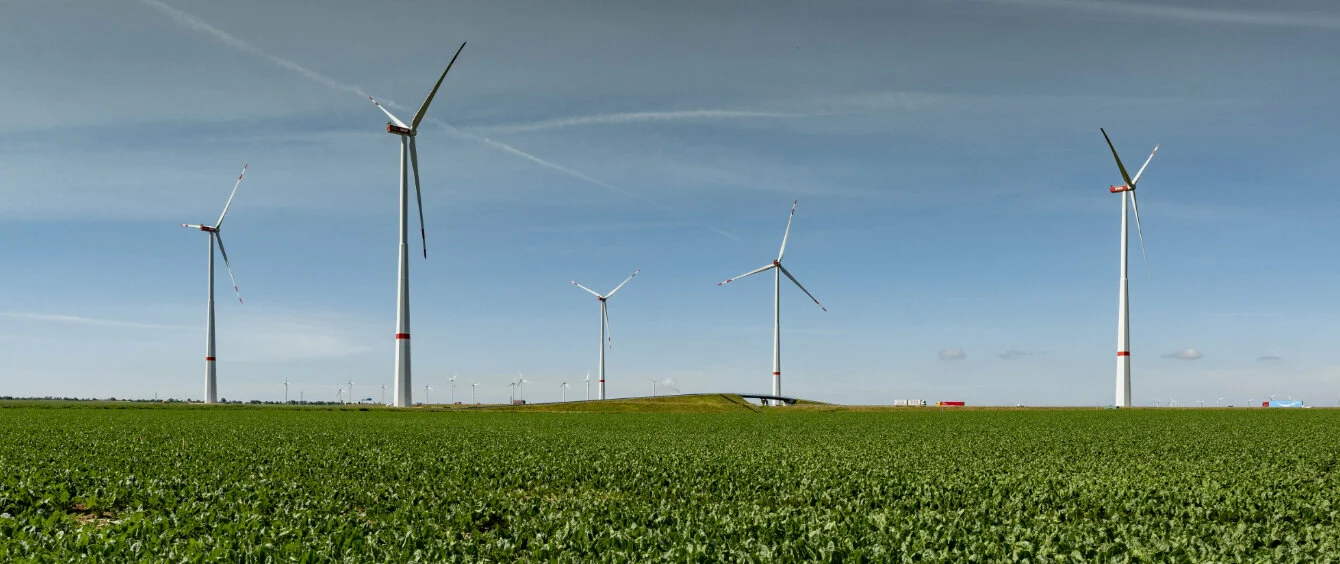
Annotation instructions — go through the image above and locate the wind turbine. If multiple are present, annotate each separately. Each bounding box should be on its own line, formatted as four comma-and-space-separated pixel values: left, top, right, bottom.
348, 379, 354, 405
561, 381, 570, 402
518, 376, 529, 403
717, 200, 826, 399
449, 374, 457, 404
1217, 396, 1225, 407
180, 164, 248, 404
368, 42, 467, 408
1101, 129, 1159, 408
571, 270, 640, 400
508, 382, 516, 404
584, 371, 591, 401
649, 377, 657, 397
425, 385, 432, 404
381, 384, 387, 405
284, 378, 289, 404
471, 382, 478, 404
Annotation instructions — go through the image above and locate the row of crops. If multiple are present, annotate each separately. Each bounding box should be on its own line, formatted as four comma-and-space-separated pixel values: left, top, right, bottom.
1, 403, 1337, 560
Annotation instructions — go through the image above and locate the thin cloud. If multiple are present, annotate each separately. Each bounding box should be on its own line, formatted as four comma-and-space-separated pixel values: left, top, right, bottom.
939, 348, 967, 361
0, 312, 192, 332
966, 0, 1340, 31
488, 110, 810, 134
134, 0, 739, 242
1162, 348, 1203, 360
1258, 355, 1284, 362
997, 350, 1040, 360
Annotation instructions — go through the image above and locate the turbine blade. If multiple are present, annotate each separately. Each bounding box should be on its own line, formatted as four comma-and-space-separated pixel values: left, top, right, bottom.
779, 265, 826, 311
1100, 128, 1135, 188
570, 281, 604, 299
604, 269, 640, 298
214, 233, 243, 304
777, 199, 797, 261
1129, 191, 1150, 273
215, 163, 247, 228
410, 137, 427, 259
1130, 144, 1160, 186
181, 224, 207, 231
369, 97, 407, 128
717, 263, 775, 286
603, 305, 612, 349
412, 42, 467, 130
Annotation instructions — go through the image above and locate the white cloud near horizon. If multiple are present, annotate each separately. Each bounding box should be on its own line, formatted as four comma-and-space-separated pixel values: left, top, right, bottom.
1162, 348, 1203, 360
939, 348, 967, 360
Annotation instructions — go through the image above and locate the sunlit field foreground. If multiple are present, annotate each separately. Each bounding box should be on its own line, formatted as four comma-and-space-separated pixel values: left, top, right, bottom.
1, 398, 1337, 560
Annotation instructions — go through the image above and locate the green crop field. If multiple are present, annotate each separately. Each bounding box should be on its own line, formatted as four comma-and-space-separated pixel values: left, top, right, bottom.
1, 398, 1337, 561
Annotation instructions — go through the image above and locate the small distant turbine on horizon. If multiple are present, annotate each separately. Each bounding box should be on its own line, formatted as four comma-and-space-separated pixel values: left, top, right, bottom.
471, 382, 478, 404
449, 374, 457, 404
425, 385, 432, 404
572, 270, 640, 400
180, 164, 248, 405
1101, 128, 1159, 408
717, 200, 826, 399
368, 42, 467, 408
561, 380, 570, 402
584, 371, 591, 401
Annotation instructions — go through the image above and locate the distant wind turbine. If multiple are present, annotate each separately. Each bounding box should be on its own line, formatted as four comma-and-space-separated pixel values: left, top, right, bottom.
584, 371, 591, 401
561, 380, 570, 402
471, 382, 478, 404
571, 270, 640, 400
449, 374, 457, 404
425, 385, 432, 404
368, 42, 467, 408
1101, 128, 1159, 408
717, 200, 826, 399
180, 164, 248, 404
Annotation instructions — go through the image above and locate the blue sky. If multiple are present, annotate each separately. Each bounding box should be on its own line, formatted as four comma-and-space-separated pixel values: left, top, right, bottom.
1, 0, 1337, 406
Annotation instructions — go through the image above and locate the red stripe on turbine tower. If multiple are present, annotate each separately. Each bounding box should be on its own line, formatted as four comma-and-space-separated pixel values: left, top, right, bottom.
773, 371, 781, 375
1117, 351, 1130, 356
205, 357, 216, 361
395, 333, 410, 340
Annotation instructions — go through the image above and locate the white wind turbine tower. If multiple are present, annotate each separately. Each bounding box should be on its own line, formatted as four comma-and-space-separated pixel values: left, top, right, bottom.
1101, 129, 1159, 408
425, 385, 432, 404
561, 381, 570, 402
471, 382, 478, 404
717, 200, 827, 399
571, 270, 640, 400
584, 371, 591, 401
368, 42, 467, 408
449, 374, 457, 404
180, 164, 248, 404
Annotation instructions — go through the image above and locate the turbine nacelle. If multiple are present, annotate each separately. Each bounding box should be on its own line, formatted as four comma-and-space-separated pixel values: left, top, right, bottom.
182, 224, 218, 233
386, 124, 414, 136
1109, 185, 1133, 193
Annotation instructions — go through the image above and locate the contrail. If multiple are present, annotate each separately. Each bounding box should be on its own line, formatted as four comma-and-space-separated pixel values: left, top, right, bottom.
488, 110, 809, 134
2, 311, 193, 331
134, 0, 741, 242
963, 0, 1340, 31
